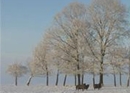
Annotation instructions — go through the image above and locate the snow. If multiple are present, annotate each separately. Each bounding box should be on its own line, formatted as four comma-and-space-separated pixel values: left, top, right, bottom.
0, 85, 130, 93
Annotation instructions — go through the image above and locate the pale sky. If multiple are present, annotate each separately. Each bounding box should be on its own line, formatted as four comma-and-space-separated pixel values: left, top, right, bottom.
1, 0, 130, 85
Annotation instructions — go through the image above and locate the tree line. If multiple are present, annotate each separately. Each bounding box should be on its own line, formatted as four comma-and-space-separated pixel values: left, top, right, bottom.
7, 0, 130, 87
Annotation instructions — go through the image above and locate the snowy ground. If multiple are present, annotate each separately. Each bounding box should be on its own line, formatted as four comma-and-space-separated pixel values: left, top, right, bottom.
0, 85, 130, 93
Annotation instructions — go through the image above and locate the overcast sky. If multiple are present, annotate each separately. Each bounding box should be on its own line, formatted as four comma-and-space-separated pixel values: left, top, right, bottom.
1, 0, 130, 85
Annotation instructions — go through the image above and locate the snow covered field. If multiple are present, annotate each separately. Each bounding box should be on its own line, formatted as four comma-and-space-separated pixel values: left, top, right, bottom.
0, 85, 130, 93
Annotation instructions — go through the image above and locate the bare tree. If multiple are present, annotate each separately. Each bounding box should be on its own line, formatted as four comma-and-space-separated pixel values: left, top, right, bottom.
7, 63, 28, 86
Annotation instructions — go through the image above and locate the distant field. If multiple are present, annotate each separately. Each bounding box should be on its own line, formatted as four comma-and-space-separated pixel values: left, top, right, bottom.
1, 85, 130, 93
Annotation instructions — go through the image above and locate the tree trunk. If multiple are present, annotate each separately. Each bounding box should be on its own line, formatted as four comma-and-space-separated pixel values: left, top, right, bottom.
63, 74, 67, 86
93, 74, 95, 87
27, 76, 33, 86
81, 55, 85, 85
15, 76, 17, 86
55, 69, 59, 86
99, 63, 103, 86
82, 74, 84, 84
93, 77, 95, 85
77, 74, 80, 85
127, 79, 129, 87
99, 73, 103, 86
127, 59, 130, 87
76, 30, 80, 85
99, 55, 104, 86
46, 71, 49, 86
77, 60, 80, 85
113, 74, 116, 87
127, 72, 130, 87
75, 75, 77, 86
77, 64, 81, 85
120, 72, 122, 86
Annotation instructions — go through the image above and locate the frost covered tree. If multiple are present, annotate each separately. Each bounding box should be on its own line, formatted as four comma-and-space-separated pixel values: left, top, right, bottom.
33, 34, 52, 86
48, 35, 80, 86
48, 2, 89, 85
116, 48, 127, 86
48, 48, 64, 86
84, 0, 129, 86
34, 0, 129, 86
109, 49, 121, 87
108, 46, 128, 86
109, 55, 118, 86
26, 59, 40, 86
7, 63, 28, 86
44, 0, 129, 86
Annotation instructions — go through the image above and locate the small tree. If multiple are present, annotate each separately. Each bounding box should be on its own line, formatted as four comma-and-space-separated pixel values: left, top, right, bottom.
7, 63, 28, 86
26, 59, 40, 86
33, 33, 52, 86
